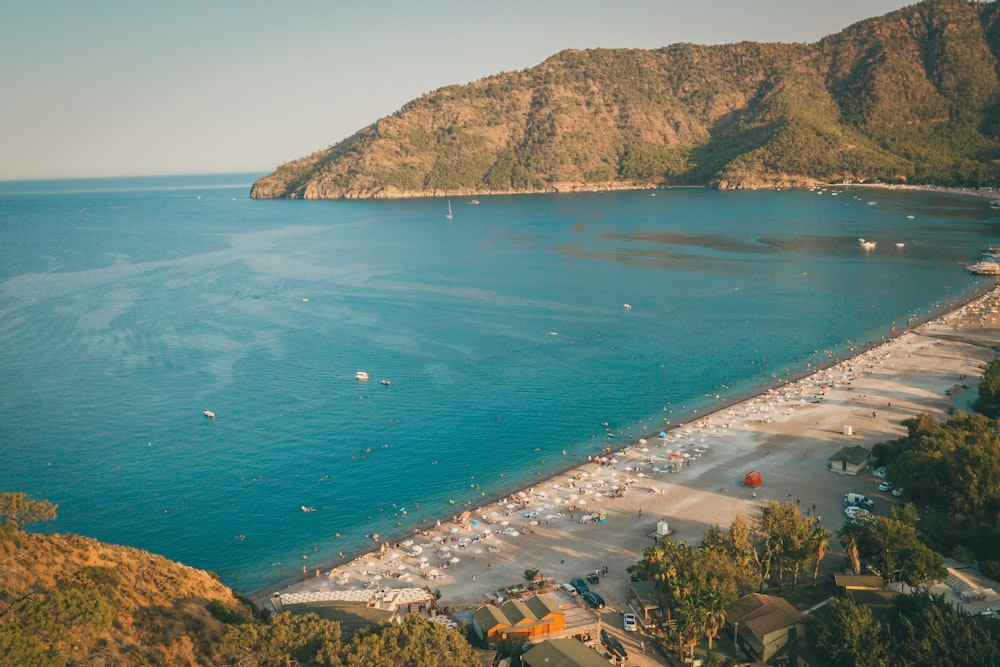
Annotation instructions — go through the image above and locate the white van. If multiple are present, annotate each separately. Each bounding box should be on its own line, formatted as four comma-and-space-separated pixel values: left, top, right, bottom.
844, 492, 873, 509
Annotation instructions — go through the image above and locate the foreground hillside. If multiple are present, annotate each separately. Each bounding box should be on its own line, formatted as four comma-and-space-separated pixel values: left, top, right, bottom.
0, 525, 247, 665
0, 512, 484, 666
252, 0, 1000, 200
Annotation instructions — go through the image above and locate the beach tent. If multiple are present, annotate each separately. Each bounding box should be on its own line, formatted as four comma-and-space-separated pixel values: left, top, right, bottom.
744, 471, 762, 488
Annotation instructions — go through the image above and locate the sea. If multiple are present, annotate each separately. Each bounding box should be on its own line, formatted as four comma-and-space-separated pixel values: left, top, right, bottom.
0, 174, 996, 595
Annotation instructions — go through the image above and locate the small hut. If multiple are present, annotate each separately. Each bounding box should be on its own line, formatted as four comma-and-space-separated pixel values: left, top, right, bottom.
743, 470, 762, 488
827, 445, 871, 476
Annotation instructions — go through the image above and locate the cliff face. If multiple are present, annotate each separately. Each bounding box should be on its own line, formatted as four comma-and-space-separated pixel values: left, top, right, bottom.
0, 527, 247, 665
252, 0, 1000, 199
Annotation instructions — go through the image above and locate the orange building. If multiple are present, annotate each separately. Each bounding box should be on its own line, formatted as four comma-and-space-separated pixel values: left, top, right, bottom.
473, 594, 566, 643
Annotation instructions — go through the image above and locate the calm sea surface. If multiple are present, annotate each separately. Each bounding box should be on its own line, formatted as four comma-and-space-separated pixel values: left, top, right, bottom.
0, 174, 996, 593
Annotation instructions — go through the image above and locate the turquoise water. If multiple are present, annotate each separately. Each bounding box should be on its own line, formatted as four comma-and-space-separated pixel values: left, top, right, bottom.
0, 176, 995, 594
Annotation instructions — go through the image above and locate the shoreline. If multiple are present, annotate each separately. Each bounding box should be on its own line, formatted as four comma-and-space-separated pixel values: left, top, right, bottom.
253, 178, 1000, 204
257, 283, 1000, 611
249, 281, 990, 598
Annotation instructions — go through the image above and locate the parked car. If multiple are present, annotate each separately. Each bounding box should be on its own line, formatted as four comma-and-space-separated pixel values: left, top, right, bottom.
570, 577, 589, 594
582, 591, 605, 609
845, 506, 873, 522
892, 487, 904, 497
872, 466, 886, 478
601, 629, 628, 660
623, 612, 638, 632
586, 572, 600, 584
560, 582, 578, 595
877, 481, 892, 492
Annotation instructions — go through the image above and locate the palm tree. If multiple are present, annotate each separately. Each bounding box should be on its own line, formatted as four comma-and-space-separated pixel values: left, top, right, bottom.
839, 523, 863, 575
811, 526, 831, 586
702, 589, 728, 651
523, 568, 540, 591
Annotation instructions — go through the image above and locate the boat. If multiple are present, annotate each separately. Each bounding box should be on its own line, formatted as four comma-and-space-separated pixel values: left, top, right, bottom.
470, 199, 479, 205
203, 410, 215, 419
966, 260, 1000, 275
859, 238, 877, 250
381, 379, 391, 386
895, 243, 905, 248
445, 200, 453, 220
990, 200, 1000, 210
355, 371, 370, 381
301, 505, 316, 513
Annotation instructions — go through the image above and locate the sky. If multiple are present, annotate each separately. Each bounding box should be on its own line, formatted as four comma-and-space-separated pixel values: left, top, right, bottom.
0, 0, 920, 181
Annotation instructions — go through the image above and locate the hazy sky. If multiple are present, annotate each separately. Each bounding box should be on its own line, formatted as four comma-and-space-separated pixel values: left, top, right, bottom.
1, 0, 918, 181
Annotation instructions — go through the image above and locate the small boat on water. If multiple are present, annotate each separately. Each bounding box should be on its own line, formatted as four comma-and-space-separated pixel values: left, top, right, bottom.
966, 260, 1000, 275
203, 410, 215, 419
859, 238, 877, 250
355, 371, 370, 381
470, 199, 479, 205
301, 505, 316, 513
381, 379, 391, 386
445, 200, 453, 220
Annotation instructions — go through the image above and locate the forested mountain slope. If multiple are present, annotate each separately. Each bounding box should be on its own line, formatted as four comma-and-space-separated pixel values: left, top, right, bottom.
252, 0, 1000, 199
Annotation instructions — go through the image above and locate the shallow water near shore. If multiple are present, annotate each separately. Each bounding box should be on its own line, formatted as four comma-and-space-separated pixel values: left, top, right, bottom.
0, 175, 996, 593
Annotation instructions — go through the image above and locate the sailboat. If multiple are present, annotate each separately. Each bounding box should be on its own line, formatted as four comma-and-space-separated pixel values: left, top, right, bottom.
445, 200, 453, 220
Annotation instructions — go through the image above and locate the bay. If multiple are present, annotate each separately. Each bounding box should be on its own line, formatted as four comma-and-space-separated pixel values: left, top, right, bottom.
0, 175, 995, 594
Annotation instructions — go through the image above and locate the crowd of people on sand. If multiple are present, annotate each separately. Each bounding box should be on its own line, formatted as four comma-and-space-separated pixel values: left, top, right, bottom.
271, 284, 1000, 609
284, 342, 889, 589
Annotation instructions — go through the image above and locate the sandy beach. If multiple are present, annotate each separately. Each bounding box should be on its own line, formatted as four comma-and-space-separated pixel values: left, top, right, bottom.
264, 283, 1000, 634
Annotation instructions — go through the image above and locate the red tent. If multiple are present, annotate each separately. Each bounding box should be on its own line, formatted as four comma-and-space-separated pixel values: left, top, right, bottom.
744, 471, 762, 488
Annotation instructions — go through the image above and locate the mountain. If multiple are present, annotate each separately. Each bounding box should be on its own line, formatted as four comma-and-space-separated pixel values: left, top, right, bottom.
251, 0, 1000, 200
